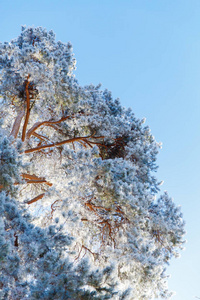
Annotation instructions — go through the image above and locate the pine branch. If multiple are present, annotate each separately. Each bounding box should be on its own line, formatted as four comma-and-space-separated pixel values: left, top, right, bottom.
10, 109, 25, 139
22, 75, 30, 141
21, 173, 52, 186
26, 115, 73, 139
27, 193, 45, 204
24, 135, 105, 154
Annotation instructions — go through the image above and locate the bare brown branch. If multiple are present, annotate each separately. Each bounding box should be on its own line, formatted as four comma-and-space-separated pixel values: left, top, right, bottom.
10, 109, 25, 139
32, 132, 51, 142
21, 173, 52, 186
26, 115, 73, 139
22, 75, 30, 141
24, 135, 105, 154
27, 193, 45, 205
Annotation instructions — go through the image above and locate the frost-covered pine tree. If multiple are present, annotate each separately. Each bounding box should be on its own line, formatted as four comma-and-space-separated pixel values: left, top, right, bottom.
0, 26, 185, 299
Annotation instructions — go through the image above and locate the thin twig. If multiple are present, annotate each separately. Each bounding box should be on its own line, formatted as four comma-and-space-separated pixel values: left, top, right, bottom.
32, 132, 51, 142
26, 115, 73, 139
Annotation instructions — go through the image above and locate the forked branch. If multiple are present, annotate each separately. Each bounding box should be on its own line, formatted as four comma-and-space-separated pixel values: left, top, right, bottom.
75, 244, 96, 261
21, 173, 52, 186
26, 115, 74, 139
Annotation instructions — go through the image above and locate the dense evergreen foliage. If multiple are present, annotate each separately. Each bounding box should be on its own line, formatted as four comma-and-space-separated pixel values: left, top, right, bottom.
0, 27, 185, 299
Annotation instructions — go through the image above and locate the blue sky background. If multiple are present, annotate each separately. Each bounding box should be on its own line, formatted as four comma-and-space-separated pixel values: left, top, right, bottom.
0, 1, 199, 299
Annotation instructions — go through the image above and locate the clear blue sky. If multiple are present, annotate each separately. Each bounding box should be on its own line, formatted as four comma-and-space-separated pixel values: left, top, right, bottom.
0, 1, 199, 299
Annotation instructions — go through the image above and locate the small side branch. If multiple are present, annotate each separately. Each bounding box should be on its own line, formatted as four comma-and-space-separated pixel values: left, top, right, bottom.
32, 132, 51, 142
26, 115, 73, 139
21, 173, 52, 186
10, 109, 25, 139
24, 135, 105, 154
25, 179, 52, 185
83, 198, 129, 247
27, 193, 45, 205
75, 244, 96, 261
0, 174, 53, 190
22, 75, 30, 141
